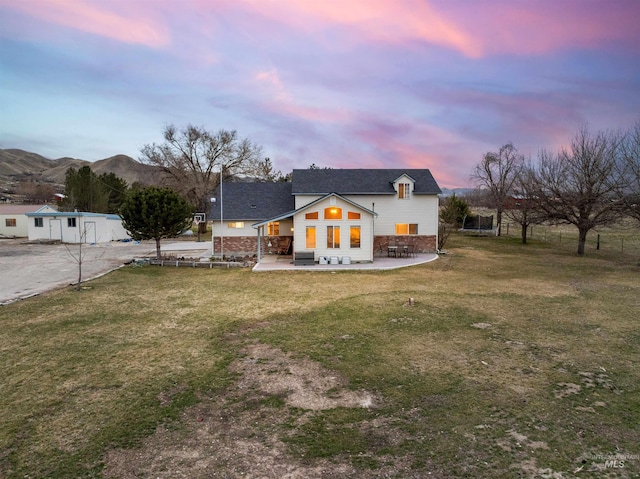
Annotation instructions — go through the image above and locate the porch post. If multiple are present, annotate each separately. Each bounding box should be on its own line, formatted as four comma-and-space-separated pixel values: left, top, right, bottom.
257, 226, 262, 263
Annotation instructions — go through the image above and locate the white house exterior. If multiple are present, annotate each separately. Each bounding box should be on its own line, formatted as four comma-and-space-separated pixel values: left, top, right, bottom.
0, 205, 57, 238
209, 169, 441, 263
25, 208, 131, 243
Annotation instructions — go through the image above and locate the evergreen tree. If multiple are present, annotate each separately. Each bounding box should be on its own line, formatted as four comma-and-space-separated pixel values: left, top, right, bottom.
120, 186, 194, 259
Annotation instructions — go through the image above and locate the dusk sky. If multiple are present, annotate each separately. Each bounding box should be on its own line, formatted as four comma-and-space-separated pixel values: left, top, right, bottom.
1, 1, 639, 188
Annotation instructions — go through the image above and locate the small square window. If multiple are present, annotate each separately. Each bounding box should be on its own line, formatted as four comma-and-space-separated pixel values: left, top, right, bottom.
67, 218, 77, 228
34, 217, 43, 227
5, 218, 16, 227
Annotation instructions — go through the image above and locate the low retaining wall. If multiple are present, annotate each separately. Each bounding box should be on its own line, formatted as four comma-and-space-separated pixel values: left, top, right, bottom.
147, 259, 250, 268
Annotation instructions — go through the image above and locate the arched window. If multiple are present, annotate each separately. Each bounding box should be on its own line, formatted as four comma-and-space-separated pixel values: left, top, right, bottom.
324, 207, 342, 220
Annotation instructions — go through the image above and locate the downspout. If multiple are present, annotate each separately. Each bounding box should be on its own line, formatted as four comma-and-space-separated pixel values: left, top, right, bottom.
372, 202, 375, 262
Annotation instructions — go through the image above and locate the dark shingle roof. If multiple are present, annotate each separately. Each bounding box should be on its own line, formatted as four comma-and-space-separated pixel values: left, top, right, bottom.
291, 169, 441, 195
208, 182, 294, 220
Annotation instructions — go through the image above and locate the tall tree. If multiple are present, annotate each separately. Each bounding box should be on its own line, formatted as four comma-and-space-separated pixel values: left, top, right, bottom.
440, 193, 471, 228
472, 143, 523, 236
139, 124, 263, 213
99, 172, 129, 214
618, 121, 640, 223
504, 162, 546, 244
120, 186, 194, 259
61, 166, 109, 213
531, 127, 624, 256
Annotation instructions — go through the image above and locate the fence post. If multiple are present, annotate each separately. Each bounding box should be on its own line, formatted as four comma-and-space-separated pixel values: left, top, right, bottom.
597, 234, 600, 251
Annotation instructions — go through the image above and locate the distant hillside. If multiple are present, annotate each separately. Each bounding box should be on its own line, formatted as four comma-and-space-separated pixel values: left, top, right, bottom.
0, 149, 161, 188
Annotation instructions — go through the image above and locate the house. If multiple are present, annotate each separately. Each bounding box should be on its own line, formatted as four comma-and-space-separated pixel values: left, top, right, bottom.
25, 207, 131, 243
0, 204, 54, 238
209, 169, 441, 263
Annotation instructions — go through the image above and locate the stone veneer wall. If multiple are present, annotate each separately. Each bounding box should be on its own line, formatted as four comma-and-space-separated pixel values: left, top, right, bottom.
213, 235, 293, 257
373, 235, 436, 255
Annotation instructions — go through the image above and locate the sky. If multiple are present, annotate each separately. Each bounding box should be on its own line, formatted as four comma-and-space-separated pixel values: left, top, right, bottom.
1, 1, 639, 188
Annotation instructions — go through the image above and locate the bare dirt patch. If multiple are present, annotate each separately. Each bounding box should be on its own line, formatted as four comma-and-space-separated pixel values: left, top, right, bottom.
103, 343, 428, 479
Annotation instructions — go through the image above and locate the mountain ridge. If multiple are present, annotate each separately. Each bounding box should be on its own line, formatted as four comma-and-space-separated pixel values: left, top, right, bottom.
0, 148, 160, 188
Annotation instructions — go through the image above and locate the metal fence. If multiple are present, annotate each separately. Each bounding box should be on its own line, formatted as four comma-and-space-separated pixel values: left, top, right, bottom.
502, 223, 640, 258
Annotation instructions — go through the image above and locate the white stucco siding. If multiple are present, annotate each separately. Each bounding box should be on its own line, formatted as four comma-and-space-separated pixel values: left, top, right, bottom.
0, 215, 29, 237
27, 213, 130, 243
345, 194, 439, 236
292, 196, 374, 262
294, 195, 321, 209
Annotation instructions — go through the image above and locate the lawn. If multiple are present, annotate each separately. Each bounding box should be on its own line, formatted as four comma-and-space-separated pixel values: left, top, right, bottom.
0, 233, 638, 478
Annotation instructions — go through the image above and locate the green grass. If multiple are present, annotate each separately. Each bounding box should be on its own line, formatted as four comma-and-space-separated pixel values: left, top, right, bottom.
1, 232, 639, 478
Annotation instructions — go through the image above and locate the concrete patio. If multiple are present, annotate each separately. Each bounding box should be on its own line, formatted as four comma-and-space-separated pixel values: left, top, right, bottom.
252, 253, 438, 271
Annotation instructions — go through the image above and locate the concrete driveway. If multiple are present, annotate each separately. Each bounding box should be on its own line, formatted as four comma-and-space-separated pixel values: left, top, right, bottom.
0, 238, 211, 305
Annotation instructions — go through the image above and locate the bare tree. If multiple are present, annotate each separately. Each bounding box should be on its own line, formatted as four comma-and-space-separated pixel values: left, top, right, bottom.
618, 121, 640, 223
531, 127, 624, 256
504, 162, 546, 244
139, 125, 263, 214
472, 143, 523, 236
64, 219, 105, 291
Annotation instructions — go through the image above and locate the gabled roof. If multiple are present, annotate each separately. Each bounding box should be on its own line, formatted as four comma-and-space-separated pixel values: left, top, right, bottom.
252, 192, 377, 228
291, 169, 441, 195
25, 210, 121, 219
209, 182, 294, 221
0, 204, 53, 215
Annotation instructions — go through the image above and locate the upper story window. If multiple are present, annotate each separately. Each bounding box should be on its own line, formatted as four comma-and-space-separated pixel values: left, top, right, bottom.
398, 183, 411, 199
67, 218, 77, 228
347, 211, 361, 220
324, 207, 342, 220
305, 211, 319, 220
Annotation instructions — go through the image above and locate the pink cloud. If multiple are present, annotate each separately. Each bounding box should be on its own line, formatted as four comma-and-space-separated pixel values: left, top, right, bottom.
254, 68, 352, 123
0, 0, 170, 47
214, 0, 481, 57
213, 0, 639, 58
439, 1, 640, 56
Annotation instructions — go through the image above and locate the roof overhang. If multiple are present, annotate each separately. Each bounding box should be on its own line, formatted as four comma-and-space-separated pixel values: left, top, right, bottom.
252, 192, 378, 229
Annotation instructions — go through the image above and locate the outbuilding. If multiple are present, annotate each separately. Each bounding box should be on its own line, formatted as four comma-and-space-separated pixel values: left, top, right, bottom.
0, 204, 58, 238
25, 207, 131, 243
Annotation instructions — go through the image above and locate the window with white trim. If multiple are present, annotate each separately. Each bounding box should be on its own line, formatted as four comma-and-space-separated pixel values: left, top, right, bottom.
350, 226, 361, 248
5, 219, 16, 227
395, 223, 418, 235
67, 218, 77, 228
267, 221, 279, 235
306, 226, 316, 248
327, 226, 340, 248
34, 217, 43, 227
228, 222, 245, 228
398, 183, 411, 199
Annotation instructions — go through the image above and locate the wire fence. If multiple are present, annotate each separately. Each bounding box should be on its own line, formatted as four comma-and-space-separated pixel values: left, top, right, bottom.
502, 222, 640, 259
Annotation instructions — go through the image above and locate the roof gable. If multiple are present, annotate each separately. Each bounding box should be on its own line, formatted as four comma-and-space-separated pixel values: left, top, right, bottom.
0, 204, 55, 215
252, 192, 376, 228
291, 169, 441, 195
